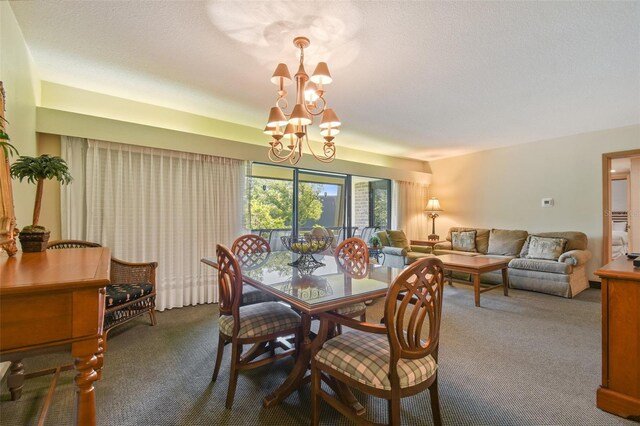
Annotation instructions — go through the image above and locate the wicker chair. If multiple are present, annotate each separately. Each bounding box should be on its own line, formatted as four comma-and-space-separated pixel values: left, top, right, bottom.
47, 240, 158, 334
212, 244, 302, 408
311, 257, 445, 426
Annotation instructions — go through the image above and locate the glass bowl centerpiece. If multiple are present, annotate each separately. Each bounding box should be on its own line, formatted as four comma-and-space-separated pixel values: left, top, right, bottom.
281, 235, 333, 268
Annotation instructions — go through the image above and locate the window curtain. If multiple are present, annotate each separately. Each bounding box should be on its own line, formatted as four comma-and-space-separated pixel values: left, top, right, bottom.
391, 180, 429, 240
61, 136, 246, 310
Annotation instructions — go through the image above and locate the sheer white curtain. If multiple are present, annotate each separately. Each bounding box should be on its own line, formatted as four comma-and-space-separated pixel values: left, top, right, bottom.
61, 137, 246, 310
391, 180, 429, 240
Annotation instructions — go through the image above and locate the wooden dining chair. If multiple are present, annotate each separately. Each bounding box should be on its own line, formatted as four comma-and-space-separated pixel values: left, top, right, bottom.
333, 237, 369, 329
212, 244, 302, 409
311, 256, 445, 426
231, 234, 278, 306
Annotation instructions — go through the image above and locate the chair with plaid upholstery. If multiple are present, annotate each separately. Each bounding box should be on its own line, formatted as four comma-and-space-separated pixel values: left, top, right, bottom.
311, 256, 445, 426
231, 234, 278, 306
212, 244, 302, 409
333, 238, 368, 329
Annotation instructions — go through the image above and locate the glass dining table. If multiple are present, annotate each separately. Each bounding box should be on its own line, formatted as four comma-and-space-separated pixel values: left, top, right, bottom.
201, 250, 403, 410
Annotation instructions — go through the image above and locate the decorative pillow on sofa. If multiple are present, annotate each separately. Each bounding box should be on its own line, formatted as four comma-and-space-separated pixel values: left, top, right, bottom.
386, 230, 409, 249
524, 236, 567, 261
487, 229, 528, 256
451, 230, 477, 252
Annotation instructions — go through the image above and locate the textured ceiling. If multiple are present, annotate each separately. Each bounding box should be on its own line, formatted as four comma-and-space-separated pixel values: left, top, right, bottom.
9, 1, 640, 161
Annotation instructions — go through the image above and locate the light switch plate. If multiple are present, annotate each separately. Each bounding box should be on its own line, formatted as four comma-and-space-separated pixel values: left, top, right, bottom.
541, 198, 554, 207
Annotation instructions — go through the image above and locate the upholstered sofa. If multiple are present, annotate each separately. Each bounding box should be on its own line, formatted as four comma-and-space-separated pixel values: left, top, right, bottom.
432, 227, 591, 298
377, 227, 592, 298
376, 230, 433, 268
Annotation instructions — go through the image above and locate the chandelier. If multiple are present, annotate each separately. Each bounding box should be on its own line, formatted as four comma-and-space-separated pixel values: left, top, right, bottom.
264, 36, 341, 165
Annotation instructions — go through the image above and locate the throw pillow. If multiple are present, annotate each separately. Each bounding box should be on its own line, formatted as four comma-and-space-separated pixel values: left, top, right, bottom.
487, 229, 528, 256
525, 236, 567, 261
451, 230, 477, 252
386, 230, 409, 249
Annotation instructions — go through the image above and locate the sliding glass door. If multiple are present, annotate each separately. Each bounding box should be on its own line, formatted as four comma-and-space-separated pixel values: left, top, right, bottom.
297, 170, 348, 241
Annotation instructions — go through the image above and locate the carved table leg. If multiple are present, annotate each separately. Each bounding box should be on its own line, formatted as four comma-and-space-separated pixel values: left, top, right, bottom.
7, 360, 25, 401
263, 313, 312, 408
95, 336, 106, 381
73, 340, 99, 426
502, 267, 509, 296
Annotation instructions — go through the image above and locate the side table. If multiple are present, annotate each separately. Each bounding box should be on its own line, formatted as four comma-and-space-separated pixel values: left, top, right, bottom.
368, 246, 385, 264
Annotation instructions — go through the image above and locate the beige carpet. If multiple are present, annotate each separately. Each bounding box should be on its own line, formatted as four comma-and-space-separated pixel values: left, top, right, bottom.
0, 286, 635, 425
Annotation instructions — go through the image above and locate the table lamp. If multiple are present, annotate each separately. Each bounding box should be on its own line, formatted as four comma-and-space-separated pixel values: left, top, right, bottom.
425, 197, 443, 241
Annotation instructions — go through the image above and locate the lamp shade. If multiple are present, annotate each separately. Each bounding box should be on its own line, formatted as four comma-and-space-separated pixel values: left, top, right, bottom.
266, 106, 288, 127
320, 127, 340, 137
310, 62, 333, 85
289, 104, 312, 126
263, 125, 283, 136
282, 123, 296, 138
425, 198, 443, 212
319, 108, 341, 129
270, 63, 292, 86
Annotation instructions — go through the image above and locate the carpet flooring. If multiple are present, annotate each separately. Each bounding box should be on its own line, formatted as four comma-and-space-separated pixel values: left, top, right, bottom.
0, 286, 636, 426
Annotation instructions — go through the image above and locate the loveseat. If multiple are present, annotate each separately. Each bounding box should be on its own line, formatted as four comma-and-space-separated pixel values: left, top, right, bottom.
377, 227, 591, 298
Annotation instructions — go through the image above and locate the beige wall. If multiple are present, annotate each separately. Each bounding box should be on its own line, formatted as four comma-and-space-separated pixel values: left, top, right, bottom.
37, 133, 62, 240
0, 3, 38, 231
428, 124, 640, 281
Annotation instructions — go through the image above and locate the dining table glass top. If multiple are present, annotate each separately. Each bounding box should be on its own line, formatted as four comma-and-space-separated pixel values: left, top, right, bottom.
236, 251, 401, 308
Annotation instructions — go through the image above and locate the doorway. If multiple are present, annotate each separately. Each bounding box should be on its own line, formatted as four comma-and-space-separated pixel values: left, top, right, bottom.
602, 149, 640, 264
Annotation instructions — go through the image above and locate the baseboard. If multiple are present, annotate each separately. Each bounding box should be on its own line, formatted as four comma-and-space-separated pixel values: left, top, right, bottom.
589, 280, 601, 289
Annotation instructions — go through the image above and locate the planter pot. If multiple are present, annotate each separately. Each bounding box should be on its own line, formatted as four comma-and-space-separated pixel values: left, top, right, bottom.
19, 230, 50, 252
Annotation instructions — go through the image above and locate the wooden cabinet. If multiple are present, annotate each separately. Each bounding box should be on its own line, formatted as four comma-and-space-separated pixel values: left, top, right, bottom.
595, 257, 640, 420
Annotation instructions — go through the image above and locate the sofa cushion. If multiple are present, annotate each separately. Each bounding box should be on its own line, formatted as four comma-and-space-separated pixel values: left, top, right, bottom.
377, 231, 390, 247
523, 236, 567, 261
106, 283, 153, 308
446, 227, 490, 254
386, 230, 409, 249
487, 229, 528, 256
452, 230, 477, 252
509, 258, 572, 274
520, 232, 588, 256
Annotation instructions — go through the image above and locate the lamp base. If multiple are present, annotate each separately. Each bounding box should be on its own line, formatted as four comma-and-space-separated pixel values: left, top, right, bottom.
427, 234, 440, 241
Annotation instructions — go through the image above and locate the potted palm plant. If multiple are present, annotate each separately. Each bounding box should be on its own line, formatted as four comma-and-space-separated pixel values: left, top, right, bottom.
369, 235, 381, 248
10, 154, 72, 252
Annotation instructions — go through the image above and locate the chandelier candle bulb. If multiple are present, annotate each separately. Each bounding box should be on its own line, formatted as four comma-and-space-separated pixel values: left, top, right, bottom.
265, 36, 340, 165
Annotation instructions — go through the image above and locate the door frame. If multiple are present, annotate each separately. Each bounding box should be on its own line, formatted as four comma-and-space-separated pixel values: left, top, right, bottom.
602, 149, 640, 264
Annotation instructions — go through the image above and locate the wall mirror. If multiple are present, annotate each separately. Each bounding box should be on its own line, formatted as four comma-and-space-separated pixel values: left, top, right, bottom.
0, 81, 18, 256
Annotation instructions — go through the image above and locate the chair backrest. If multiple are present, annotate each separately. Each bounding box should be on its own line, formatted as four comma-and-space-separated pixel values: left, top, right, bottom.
335, 237, 369, 278
231, 234, 271, 258
359, 227, 379, 246
47, 240, 102, 249
384, 257, 444, 369
216, 244, 242, 321
336, 227, 358, 245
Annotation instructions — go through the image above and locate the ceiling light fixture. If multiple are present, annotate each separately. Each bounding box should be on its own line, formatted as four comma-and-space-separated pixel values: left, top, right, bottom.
264, 36, 340, 165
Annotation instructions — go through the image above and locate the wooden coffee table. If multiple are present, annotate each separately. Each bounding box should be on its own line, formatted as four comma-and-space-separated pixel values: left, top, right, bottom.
437, 254, 510, 307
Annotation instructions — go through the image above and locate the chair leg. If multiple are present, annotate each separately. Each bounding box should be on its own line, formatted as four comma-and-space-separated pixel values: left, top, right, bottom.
429, 376, 442, 426
388, 395, 401, 426
149, 309, 157, 326
311, 361, 321, 426
212, 332, 226, 382
225, 342, 241, 409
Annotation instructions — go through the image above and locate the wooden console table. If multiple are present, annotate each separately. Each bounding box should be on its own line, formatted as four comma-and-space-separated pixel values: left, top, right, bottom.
595, 257, 640, 420
0, 247, 111, 425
